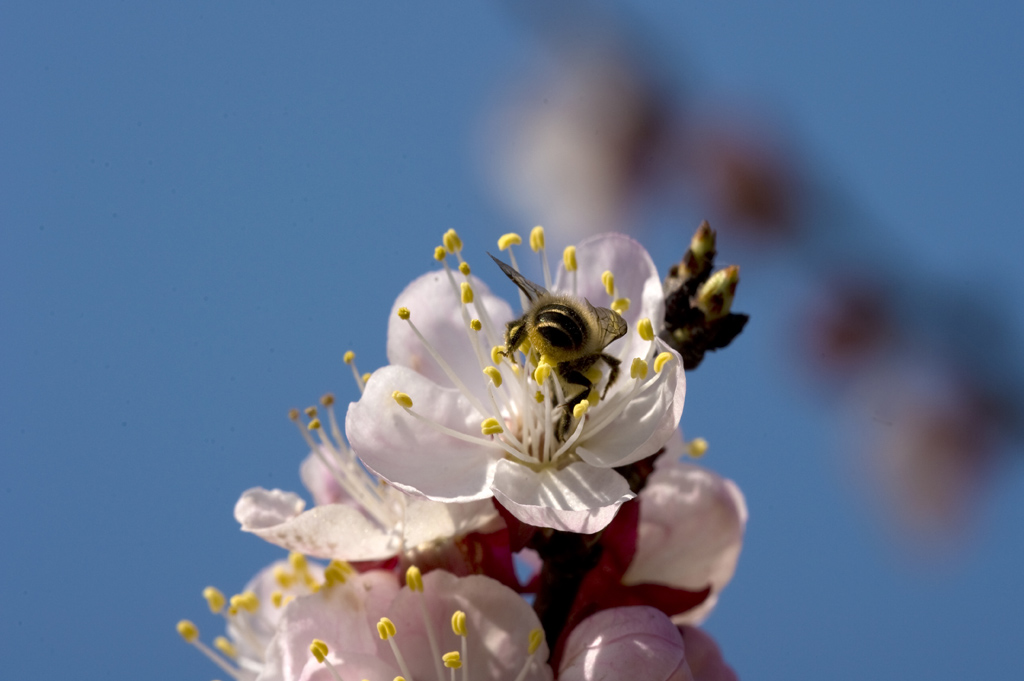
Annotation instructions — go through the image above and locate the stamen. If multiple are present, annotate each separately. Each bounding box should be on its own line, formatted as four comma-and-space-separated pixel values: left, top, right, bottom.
601, 270, 615, 296
271, 591, 284, 608
470, 319, 482, 331
392, 391, 414, 409
611, 298, 630, 315
406, 566, 445, 681
443, 651, 462, 668
533, 362, 552, 385
214, 636, 238, 659
305, 406, 318, 419
511, 629, 545, 681
563, 245, 578, 296
637, 318, 655, 342
654, 352, 675, 373
451, 610, 468, 681
273, 565, 295, 588
443, 229, 463, 254
460, 282, 474, 304
434, 246, 447, 261
530, 226, 552, 289
203, 587, 226, 614
229, 591, 260, 614
687, 437, 709, 458
311, 639, 347, 681
481, 418, 503, 435
483, 366, 502, 387
397, 307, 411, 320
491, 346, 504, 365
377, 618, 414, 681
343, 352, 367, 393
630, 358, 649, 380
498, 232, 522, 250
451, 611, 467, 636
323, 562, 348, 587
572, 400, 590, 419
178, 620, 243, 680
458, 262, 471, 276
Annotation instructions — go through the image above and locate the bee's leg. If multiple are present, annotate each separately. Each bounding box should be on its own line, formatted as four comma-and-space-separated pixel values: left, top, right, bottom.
501, 320, 527, 366
555, 368, 593, 441
599, 353, 621, 398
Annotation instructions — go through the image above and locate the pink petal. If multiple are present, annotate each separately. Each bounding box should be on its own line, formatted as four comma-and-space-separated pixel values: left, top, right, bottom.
346, 364, 499, 501
490, 459, 634, 533
559, 606, 694, 681
678, 626, 740, 681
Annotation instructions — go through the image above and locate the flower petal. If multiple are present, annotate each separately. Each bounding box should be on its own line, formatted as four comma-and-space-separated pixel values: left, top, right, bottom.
299, 449, 346, 506
574, 343, 685, 468
554, 233, 665, 335
387, 270, 513, 406
678, 626, 740, 681
559, 606, 694, 681
346, 364, 499, 502
234, 487, 404, 561
490, 459, 634, 533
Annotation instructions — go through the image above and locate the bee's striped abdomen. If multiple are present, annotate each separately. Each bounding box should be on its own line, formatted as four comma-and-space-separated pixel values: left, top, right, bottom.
535, 303, 587, 351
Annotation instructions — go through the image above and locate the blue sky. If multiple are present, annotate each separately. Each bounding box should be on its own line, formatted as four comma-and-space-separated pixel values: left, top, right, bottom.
2, 2, 1022, 680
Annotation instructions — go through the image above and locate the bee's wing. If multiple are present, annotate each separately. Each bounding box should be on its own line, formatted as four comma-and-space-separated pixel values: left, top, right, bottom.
488, 253, 549, 302
588, 301, 628, 346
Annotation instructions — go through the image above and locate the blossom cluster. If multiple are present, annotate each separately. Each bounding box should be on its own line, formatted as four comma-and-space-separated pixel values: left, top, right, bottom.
179, 228, 746, 681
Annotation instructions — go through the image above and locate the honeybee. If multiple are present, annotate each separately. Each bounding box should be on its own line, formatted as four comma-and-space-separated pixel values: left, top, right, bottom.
489, 254, 627, 439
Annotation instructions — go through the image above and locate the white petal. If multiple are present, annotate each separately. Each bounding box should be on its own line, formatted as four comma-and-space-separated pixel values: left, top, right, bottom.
554, 233, 665, 335
490, 459, 634, 533
234, 487, 404, 561
346, 364, 500, 502
402, 497, 501, 548
299, 450, 346, 506
387, 270, 513, 405
575, 343, 686, 468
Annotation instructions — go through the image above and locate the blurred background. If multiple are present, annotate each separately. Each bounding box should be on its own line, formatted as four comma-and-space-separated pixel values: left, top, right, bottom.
2, 2, 1022, 679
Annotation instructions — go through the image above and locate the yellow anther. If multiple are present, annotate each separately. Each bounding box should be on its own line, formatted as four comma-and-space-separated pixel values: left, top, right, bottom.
323, 563, 348, 587
308, 418, 321, 431
395, 678, 407, 681
331, 559, 355, 575
305, 406, 318, 418
230, 591, 260, 614
443, 228, 463, 253
392, 391, 413, 409
202, 586, 226, 614
528, 628, 544, 655
481, 417, 504, 435
405, 566, 424, 592
288, 408, 300, 421
573, 400, 590, 419
533, 363, 552, 385
498, 232, 522, 250
320, 393, 335, 407
458, 262, 471, 276
483, 366, 502, 387
654, 352, 675, 374
362, 372, 372, 384
271, 591, 284, 608
529, 225, 545, 251
563, 245, 577, 271
491, 345, 504, 364
377, 617, 397, 640
630, 357, 649, 380
601, 270, 615, 296
611, 298, 630, 315
343, 351, 355, 365
460, 282, 474, 304
397, 307, 411, 320
274, 565, 295, 588
214, 636, 238, 659
584, 366, 603, 384
289, 552, 308, 572
586, 389, 600, 405
470, 319, 482, 331
637, 318, 655, 341
687, 437, 709, 458
443, 651, 462, 669
451, 610, 467, 637
177, 620, 199, 643
310, 638, 329, 663
434, 246, 447, 261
